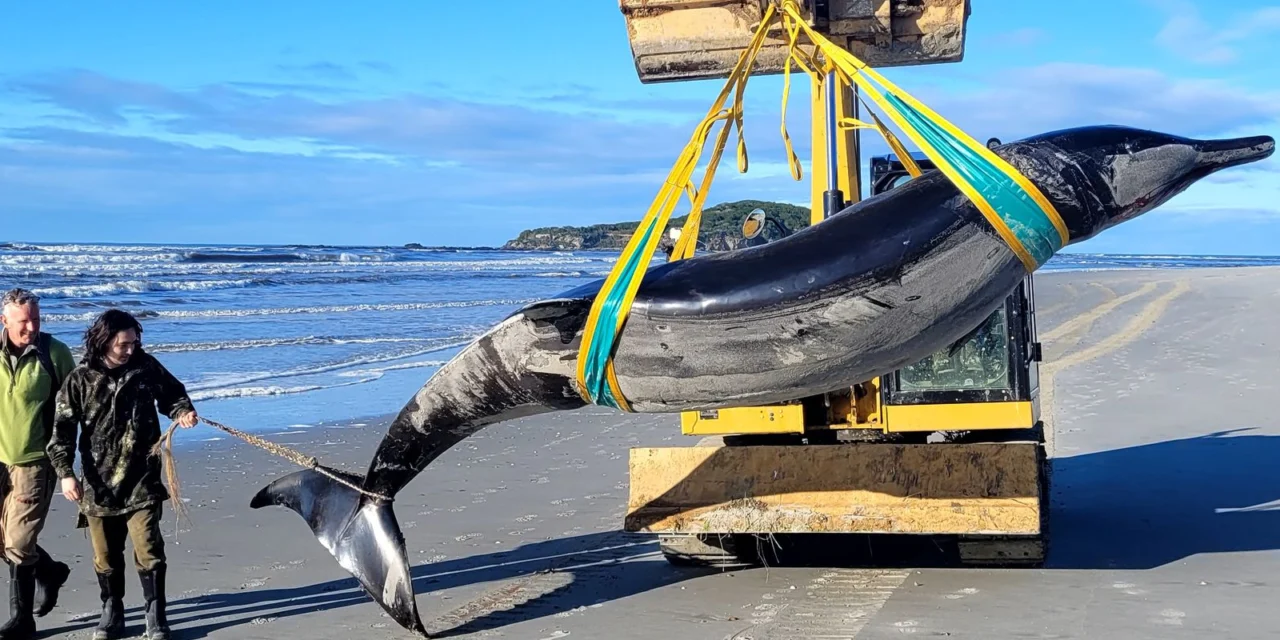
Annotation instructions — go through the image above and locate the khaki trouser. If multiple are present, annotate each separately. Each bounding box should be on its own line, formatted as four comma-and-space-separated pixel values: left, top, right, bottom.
0, 460, 55, 566
86, 503, 166, 576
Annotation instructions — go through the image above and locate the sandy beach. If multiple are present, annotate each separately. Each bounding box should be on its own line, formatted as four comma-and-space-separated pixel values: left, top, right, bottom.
28, 265, 1280, 639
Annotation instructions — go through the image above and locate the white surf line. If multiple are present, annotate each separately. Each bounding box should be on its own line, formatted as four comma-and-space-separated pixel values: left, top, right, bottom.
145, 335, 431, 354
184, 339, 476, 393
730, 568, 910, 640
42, 298, 537, 323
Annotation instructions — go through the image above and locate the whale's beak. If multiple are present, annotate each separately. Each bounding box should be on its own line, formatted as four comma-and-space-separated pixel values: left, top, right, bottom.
1195, 135, 1275, 172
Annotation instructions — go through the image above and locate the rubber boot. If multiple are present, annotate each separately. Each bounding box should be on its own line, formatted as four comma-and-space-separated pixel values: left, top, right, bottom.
92, 572, 124, 640
139, 564, 169, 640
32, 545, 69, 617
0, 563, 37, 640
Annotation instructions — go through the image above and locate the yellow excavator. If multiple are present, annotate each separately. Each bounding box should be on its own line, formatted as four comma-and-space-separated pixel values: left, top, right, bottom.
618, 0, 1050, 567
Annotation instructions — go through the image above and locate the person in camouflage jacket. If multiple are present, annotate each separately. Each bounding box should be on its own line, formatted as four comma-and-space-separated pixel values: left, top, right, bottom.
47, 309, 197, 640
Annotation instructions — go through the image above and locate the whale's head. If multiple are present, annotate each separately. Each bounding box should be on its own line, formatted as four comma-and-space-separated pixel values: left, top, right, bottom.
1007, 125, 1274, 244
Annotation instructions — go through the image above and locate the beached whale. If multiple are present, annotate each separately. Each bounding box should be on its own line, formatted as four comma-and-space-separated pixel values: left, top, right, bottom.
250, 125, 1274, 635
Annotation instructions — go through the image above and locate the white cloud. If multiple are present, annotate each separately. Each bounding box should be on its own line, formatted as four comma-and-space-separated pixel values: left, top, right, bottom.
2, 61, 1277, 245
1148, 0, 1280, 64
911, 63, 1280, 140
985, 28, 1049, 48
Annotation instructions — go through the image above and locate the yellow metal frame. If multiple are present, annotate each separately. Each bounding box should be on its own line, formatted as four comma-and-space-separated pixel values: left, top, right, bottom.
809, 75, 861, 223
677, 76, 893, 436
883, 401, 1036, 432
680, 399, 1038, 435
681, 404, 806, 436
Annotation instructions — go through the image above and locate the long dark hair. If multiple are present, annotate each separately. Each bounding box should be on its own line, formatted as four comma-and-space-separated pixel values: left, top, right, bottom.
82, 309, 143, 364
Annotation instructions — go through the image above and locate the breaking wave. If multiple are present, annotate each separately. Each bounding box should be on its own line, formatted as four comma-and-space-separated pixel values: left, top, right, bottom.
189, 379, 370, 402
33, 279, 264, 298
182, 251, 395, 264
145, 335, 433, 354
43, 299, 536, 323
183, 339, 476, 393
190, 358, 452, 403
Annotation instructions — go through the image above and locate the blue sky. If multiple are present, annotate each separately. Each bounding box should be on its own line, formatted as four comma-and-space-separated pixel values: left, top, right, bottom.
1, 1, 1277, 254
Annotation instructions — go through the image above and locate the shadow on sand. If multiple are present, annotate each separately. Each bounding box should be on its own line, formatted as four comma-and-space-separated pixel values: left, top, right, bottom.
1045, 428, 1280, 570
36, 429, 1280, 638
38, 530, 700, 639
713, 428, 1280, 572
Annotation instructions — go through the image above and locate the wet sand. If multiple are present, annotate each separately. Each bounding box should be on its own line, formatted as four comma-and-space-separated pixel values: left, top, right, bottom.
29, 265, 1280, 639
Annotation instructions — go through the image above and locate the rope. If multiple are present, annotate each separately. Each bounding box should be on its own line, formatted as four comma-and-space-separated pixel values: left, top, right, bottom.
150, 415, 392, 537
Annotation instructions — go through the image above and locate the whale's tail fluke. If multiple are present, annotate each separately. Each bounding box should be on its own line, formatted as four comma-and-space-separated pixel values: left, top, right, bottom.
250, 468, 427, 637
246, 309, 590, 639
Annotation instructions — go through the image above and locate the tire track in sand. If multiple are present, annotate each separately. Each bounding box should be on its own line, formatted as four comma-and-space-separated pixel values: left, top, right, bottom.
1040, 282, 1148, 360
1034, 282, 1081, 320
1037, 281, 1114, 326
730, 568, 910, 640
423, 533, 656, 637
733, 279, 1188, 640
1040, 279, 1190, 456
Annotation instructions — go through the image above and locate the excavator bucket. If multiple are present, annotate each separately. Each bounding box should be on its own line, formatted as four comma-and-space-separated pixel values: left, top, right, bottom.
619, 0, 971, 83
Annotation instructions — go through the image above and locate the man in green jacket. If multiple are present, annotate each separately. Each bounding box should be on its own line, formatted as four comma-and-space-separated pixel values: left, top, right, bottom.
48, 309, 197, 640
0, 288, 74, 640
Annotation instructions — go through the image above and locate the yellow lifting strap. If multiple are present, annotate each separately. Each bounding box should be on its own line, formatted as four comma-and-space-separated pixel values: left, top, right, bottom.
840, 106, 925, 179
573, 2, 781, 411
774, 0, 1069, 267
573, 0, 1069, 411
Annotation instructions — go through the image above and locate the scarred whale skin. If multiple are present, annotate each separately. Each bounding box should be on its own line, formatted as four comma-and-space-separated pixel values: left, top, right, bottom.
250, 125, 1274, 636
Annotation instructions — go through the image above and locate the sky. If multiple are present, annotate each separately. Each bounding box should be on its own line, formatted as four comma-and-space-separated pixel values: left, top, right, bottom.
1, 1, 1277, 254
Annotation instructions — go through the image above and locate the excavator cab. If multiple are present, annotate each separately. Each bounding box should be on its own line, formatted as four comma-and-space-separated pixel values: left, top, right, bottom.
870, 152, 1043, 435
692, 152, 1043, 438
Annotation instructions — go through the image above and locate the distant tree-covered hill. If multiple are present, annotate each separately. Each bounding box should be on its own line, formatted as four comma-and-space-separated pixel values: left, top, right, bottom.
503, 200, 812, 252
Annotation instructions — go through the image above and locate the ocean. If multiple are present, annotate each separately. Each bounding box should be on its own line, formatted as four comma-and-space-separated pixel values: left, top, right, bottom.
6, 242, 1277, 439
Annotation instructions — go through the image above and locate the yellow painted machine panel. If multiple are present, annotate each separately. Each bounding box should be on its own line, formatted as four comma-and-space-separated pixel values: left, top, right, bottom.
681, 404, 806, 436
883, 401, 1035, 432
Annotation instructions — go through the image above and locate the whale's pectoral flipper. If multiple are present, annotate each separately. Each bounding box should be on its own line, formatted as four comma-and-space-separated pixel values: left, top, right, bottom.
250, 468, 427, 636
